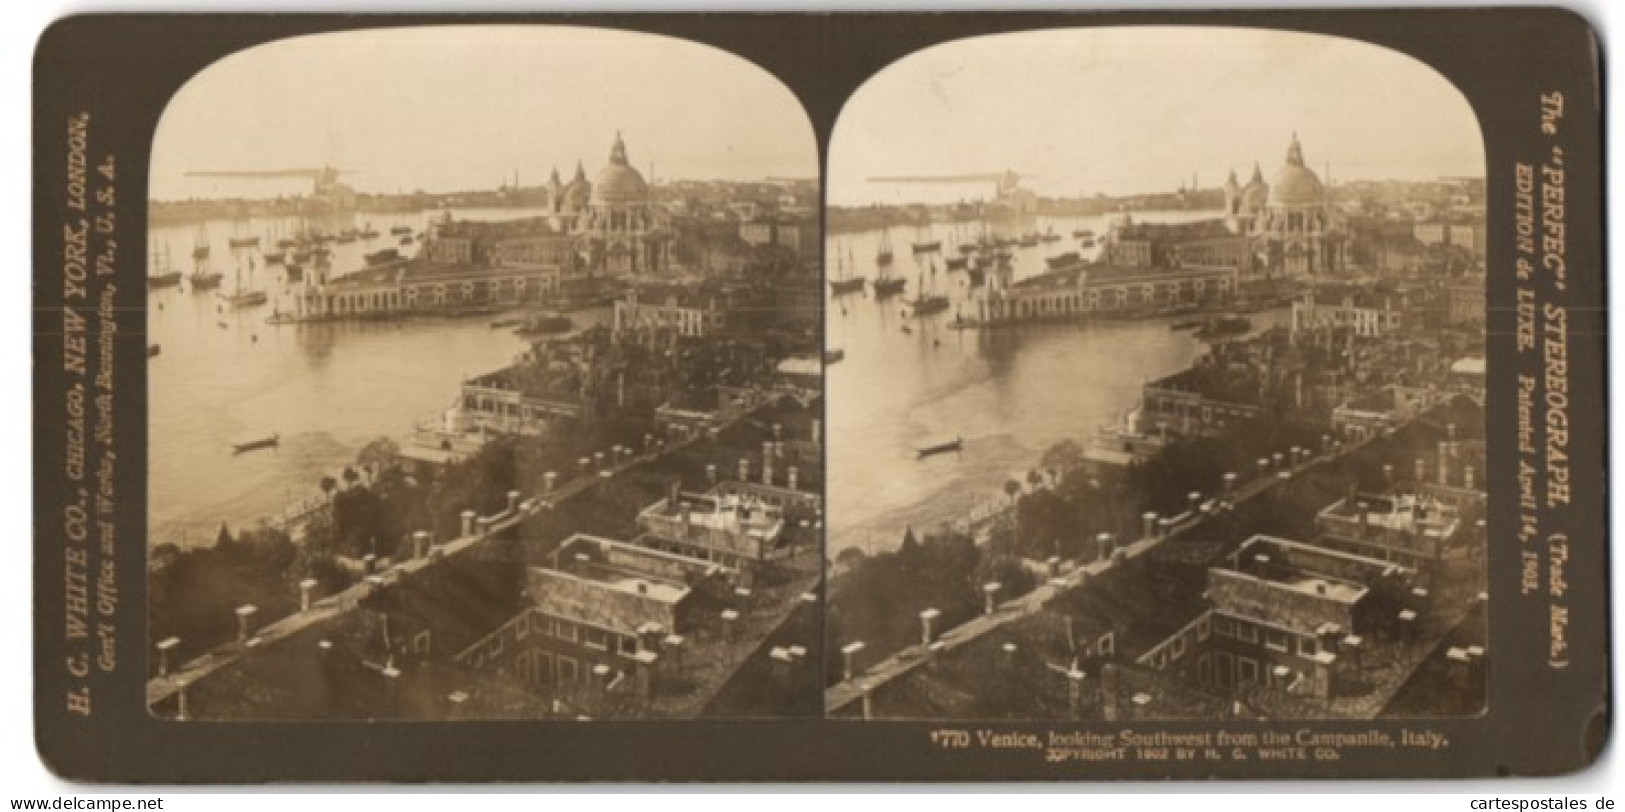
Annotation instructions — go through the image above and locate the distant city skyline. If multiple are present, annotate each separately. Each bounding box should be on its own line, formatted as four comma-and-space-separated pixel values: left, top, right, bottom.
830, 27, 1485, 207
152, 26, 816, 201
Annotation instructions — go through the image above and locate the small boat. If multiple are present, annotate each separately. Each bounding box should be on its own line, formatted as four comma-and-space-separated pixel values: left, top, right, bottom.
911, 240, 942, 253
513, 313, 573, 337
916, 437, 963, 458
190, 271, 223, 290
390, 225, 414, 236
364, 248, 401, 267
900, 324, 912, 335
959, 243, 978, 254
147, 344, 160, 358
1081, 238, 1097, 249
966, 268, 986, 287
1194, 315, 1252, 340
829, 277, 866, 295
1045, 252, 1081, 270
1018, 234, 1040, 248
871, 276, 906, 297
359, 223, 380, 239
220, 289, 268, 309
232, 434, 280, 454
228, 235, 260, 249
1170, 319, 1205, 331
399, 236, 413, 246
909, 293, 950, 316
823, 348, 845, 364
944, 257, 968, 271
147, 272, 182, 290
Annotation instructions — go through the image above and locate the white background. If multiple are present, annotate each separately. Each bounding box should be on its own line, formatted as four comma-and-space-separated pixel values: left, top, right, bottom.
2, 0, 1620, 801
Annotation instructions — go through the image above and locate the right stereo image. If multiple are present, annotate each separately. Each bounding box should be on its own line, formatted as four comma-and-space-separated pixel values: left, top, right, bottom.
823, 26, 1489, 721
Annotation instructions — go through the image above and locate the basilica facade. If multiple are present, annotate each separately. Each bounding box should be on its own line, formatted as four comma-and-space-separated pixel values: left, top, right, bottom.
538, 133, 674, 275
1222, 134, 1349, 278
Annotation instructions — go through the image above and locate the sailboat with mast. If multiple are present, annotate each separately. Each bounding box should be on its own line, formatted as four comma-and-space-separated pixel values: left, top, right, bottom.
875, 228, 894, 266
147, 239, 181, 290
907, 260, 950, 316
871, 243, 906, 297
188, 226, 222, 290
218, 253, 267, 308
828, 243, 866, 295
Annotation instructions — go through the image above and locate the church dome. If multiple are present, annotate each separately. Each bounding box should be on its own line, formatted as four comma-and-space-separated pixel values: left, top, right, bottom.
591, 133, 649, 206
1267, 134, 1325, 209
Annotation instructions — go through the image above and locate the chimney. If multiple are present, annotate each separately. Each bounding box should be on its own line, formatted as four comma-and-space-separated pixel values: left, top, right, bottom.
156, 637, 180, 677
860, 681, 874, 720
706, 464, 718, 484
919, 608, 941, 645
362, 553, 377, 575
235, 604, 258, 644
544, 471, 557, 493
720, 609, 740, 643
841, 641, 866, 681
666, 479, 681, 512
1463, 464, 1476, 490
1383, 464, 1394, 487
1142, 512, 1158, 539
1414, 457, 1426, 484
300, 578, 318, 612
174, 678, 190, 721
738, 458, 750, 482
1067, 669, 1088, 715
1187, 491, 1202, 514
787, 466, 799, 491
506, 490, 521, 514
644, 432, 655, 452
773, 423, 783, 441
1222, 472, 1237, 494
1257, 457, 1270, 479
1097, 532, 1113, 561
413, 530, 430, 559
578, 456, 591, 474
982, 581, 1002, 615
460, 510, 476, 537
1358, 501, 1370, 534
1437, 441, 1450, 486
476, 516, 494, 535
811, 419, 821, 445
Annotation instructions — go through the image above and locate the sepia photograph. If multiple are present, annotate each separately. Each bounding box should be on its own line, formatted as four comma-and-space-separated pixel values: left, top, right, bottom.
824, 27, 1490, 722
143, 25, 825, 721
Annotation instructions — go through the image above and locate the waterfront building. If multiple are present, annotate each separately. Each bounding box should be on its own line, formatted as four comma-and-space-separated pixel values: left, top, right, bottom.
1138, 363, 1264, 437
970, 263, 1236, 325
1290, 287, 1403, 338
612, 283, 728, 338
287, 257, 561, 321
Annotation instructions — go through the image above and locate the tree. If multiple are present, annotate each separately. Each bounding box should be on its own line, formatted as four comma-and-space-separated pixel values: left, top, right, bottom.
1003, 479, 1021, 505
320, 475, 338, 503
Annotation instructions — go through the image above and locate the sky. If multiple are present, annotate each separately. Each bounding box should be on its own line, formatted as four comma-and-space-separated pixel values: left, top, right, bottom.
151, 26, 817, 200
830, 27, 1487, 207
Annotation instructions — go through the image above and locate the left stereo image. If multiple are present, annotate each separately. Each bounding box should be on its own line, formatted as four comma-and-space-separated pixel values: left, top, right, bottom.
144, 25, 825, 721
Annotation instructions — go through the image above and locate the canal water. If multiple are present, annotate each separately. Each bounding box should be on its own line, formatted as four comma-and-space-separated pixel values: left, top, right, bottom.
825, 210, 1287, 556
147, 206, 596, 549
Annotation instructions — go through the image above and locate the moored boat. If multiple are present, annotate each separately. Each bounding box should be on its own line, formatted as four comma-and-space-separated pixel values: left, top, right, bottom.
916, 437, 963, 458
232, 434, 280, 454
